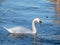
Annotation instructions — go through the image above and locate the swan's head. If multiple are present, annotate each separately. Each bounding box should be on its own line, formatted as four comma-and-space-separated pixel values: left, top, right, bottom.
32, 18, 42, 33
33, 18, 42, 25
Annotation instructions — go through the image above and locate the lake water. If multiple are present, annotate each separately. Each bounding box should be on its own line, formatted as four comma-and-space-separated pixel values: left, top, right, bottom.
0, 0, 60, 45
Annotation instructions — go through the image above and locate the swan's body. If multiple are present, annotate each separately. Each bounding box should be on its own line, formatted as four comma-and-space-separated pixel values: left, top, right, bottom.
3, 18, 42, 34
4, 26, 34, 34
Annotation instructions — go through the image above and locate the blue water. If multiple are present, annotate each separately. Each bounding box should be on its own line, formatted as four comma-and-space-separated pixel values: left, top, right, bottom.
0, 0, 60, 45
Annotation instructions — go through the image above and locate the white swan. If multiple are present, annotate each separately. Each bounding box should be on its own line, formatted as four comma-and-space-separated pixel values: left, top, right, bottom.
3, 18, 42, 34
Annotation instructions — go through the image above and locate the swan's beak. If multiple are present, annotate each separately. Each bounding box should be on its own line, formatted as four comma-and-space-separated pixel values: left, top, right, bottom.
39, 21, 42, 25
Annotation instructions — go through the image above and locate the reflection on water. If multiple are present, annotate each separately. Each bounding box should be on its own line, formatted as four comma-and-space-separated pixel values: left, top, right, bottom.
49, 0, 57, 3
8, 34, 42, 45
50, 0, 60, 25
54, 0, 60, 25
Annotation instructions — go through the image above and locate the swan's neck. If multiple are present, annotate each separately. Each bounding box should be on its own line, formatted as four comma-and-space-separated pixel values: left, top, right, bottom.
32, 20, 36, 33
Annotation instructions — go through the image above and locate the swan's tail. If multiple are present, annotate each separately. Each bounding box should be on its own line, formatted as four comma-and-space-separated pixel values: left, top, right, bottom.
3, 26, 9, 31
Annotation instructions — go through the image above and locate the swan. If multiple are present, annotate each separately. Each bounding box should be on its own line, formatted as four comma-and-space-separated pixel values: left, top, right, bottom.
3, 18, 42, 34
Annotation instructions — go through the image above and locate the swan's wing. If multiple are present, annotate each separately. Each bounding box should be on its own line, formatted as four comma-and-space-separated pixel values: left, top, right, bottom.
9, 26, 32, 33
